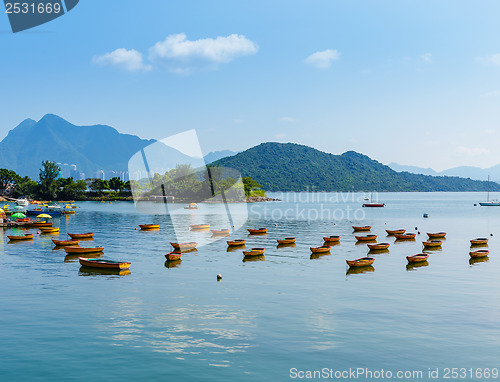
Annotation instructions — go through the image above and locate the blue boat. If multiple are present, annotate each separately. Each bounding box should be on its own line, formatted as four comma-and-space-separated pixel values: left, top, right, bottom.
26, 206, 63, 216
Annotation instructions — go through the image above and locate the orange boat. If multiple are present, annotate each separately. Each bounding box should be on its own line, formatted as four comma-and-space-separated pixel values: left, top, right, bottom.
310, 245, 331, 253
386, 229, 406, 235
170, 242, 197, 251
346, 257, 375, 267
277, 237, 296, 244
52, 239, 80, 246
355, 234, 377, 242
139, 224, 160, 230
211, 229, 230, 235
423, 240, 442, 248
323, 235, 340, 243
165, 252, 182, 261
427, 232, 446, 238
68, 232, 94, 239
407, 254, 429, 263
470, 249, 489, 258
28, 222, 53, 228
248, 228, 267, 234
243, 248, 265, 256
16, 217, 30, 223
470, 238, 489, 245
227, 239, 246, 246
7, 234, 34, 241
39, 227, 59, 233
352, 225, 371, 231
79, 257, 130, 270
367, 242, 390, 250
64, 246, 104, 254
394, 233, 416, 240
190, 224, 210, 230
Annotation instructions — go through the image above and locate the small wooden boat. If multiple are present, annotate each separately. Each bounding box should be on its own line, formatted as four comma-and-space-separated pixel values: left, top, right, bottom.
470, 238, 489, 245
243, 248, 265, 256
227, 239, 246, 246
165, 252, 182, 261
352, 225, 371, 231
427, 232, 447, 238
310, 245, 331, 253
79, 257, 130, 269
248, 228, 267, 234
407, 254, 429, 263
52, 239, 80, 246
16, 217, 30, 222
211, 229, 230, 235
367, 242, 390, 250
28, 222, 53, 228
362, 203, 385, 207
470, 249, 489, 258
189, 224, 210, 230
139, 224, 160, 230
394, 233, 416, 240
184, 203, 198, 210
423, 240, 443, 248
61, 210, 75, 215
64, 246, 104, 254
39, 227, 59, 233
170, 242, 197, 251
68, 232, 94, 239
385, 229, 406, 235
7, 234, 34, 241
346, 257, 375, 267
323, 235, 340, 243
355, 234, 377, 242
277, 237, 296, 244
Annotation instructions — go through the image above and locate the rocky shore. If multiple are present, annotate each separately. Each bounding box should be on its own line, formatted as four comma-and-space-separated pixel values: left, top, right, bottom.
246, 195, 281, 202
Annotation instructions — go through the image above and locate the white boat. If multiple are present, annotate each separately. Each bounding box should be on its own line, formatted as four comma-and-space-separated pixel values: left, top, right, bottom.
15, 197, 29, 206
479, 176, 500, 206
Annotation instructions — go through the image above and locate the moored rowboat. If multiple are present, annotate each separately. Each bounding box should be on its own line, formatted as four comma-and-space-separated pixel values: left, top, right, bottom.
211, 229, 230, 235
7, 234, 34, 241
367, 242, 390, 250
165, 252, 182, 261
189, 224, 210, 230
423, 240, 442, 248
355, 234, 377, 242
310, 245, 331, 253
470, 249, 489, 258
386, 229, 406, 235
243, 248, 265, 256
470, 238, 489, 245
323, 235, 340, 243
40, 227, 59, 233
28, 222, 53, 228
64, 246, 104, 254
427, 232, 446, 238
394, 233, 416, 240
346, 257, 375, 267
248, 228, 267, 234
139, 224, 160, 230
352, 225, 371, 231
407, 254, 429, 263
277, 237, 296, 244
68, 232, 94, 239
79, 257, 130, 269
52, 239, 80, 246
170, 242, 197, 250
227, 239, 246, 246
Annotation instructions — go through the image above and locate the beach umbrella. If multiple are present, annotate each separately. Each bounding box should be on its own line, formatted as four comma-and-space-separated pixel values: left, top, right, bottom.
37, 214, 52, 219
11, 212, 26, 218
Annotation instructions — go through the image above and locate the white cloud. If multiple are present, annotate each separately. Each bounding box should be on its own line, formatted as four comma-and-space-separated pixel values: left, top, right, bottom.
233, 118, 243, 124
149, 33, 259, 65
420, 53, 432, 63
477, 53, 500, 66
455, 146, 489, 156
280, 117, 297, 123
305, 49, 339, 69
92, 48, 152, 72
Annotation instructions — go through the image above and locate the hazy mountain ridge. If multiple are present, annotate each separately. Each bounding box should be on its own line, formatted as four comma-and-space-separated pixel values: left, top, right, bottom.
389, 162, 500, 182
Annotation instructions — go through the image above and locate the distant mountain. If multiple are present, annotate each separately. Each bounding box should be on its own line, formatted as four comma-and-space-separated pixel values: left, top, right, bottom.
213, 142, 500, 192
0, 114, 192, 179
390, 162, 500, 182
204, 150, 238, 164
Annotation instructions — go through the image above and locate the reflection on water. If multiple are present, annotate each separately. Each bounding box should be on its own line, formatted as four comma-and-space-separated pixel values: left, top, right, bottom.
346, 265, 375, 275
368, 248, 390, 255
276, 243, 297, 249
469, 257, 489, 266
164, 259, 182, 268
227, 245, 245, 252
64, 252, 103, 263
242, 255, 265, 262
310, 252, 331, 260
406, 261, 429, 271
79, 266, 131, 277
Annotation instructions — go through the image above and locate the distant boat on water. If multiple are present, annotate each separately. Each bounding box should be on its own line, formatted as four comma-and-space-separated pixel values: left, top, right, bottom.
362, 193, 385, 207
479, 176, 500, 206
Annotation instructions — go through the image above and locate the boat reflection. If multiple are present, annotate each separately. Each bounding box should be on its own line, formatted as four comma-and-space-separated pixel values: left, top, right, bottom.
77, 237, 95, 242
277, 243, 297, 249
355, 240, 376, 246
469, 257, 489, 266
64, 252, 103, 263
242, 254, 265, 262
423, 247, 442, 253
310, 252, 331, 260
52, 245, 66, 251
368, 249, 390, 255
227, 245, 245, 252
79, 266, 131, 276
406, 261, 429, 271
164, 259, 182, 268
346, 265, 375, 275
394, 238, 416, 243
470, 243, 489, 248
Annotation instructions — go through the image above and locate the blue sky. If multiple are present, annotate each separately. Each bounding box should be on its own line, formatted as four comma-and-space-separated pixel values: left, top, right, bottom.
2, 0, 500, 171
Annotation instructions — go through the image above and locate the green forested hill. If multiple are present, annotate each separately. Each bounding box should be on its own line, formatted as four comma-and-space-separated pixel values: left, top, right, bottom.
212, 142, 500, 192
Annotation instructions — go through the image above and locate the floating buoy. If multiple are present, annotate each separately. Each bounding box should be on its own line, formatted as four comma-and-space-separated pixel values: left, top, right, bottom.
415, 227, 418, 230
474, 204, 477, 206
217, 274, 222, 281
491, 233, 494, 237
418, 231, 421, 235
423, 213, 429, 218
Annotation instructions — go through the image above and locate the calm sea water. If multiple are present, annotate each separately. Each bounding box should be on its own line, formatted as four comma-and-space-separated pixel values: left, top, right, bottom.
1, 192, 500, 381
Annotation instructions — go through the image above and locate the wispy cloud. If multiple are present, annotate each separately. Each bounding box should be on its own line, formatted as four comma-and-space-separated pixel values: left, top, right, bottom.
477, 53, 500, 66
455, 146, 489, 156
420, 53, 432, 63
233, 118, 243, 124
280, 117, 297, 123
305, 49, 339, 69
92, 48, 152, 72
